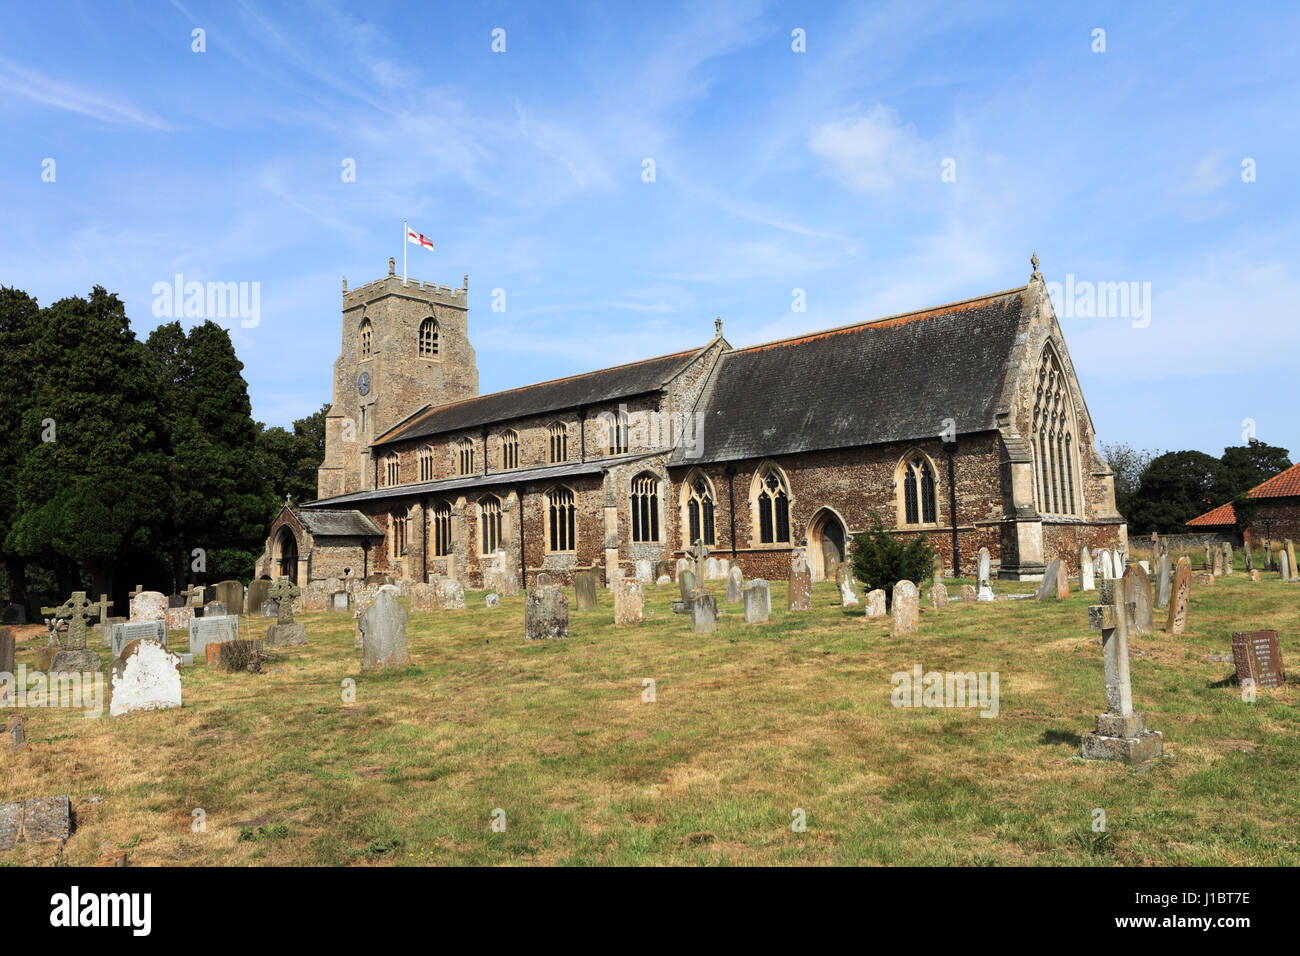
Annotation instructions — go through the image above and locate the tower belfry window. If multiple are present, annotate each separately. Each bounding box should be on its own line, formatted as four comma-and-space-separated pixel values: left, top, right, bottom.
419, 318, 439, 358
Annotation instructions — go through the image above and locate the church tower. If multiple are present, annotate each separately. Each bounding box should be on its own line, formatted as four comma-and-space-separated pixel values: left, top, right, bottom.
316, 258, 479, 498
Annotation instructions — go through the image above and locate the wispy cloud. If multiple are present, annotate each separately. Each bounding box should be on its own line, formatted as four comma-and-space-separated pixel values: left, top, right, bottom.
0, 58, 169, 129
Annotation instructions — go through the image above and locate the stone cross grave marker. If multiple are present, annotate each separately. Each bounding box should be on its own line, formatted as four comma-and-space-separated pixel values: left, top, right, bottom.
40, 592, 103, 675
1231, 630, 1285, 689
1081, 578, 1163, 766
265, 577, 307, 647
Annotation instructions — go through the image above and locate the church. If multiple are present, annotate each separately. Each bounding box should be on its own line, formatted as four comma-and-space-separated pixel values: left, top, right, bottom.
258, 254, 1125, 589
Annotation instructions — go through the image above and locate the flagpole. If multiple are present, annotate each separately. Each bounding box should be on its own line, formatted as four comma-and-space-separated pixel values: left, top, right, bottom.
402, 219, 408, 284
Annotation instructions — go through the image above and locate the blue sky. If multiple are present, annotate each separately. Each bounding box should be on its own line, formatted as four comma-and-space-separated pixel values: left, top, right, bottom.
2, 1, 1297, 460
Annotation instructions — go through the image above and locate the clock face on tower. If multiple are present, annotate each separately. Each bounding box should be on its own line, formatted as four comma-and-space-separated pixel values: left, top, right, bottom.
357, 372, 371, 396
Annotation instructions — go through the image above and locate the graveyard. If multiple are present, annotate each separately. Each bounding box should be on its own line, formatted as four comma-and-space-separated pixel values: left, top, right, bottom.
2, 554, 1297, 867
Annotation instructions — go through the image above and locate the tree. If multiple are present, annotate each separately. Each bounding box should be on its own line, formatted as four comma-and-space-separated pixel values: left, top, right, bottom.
1100, 442, 1156, 518
848, 512, 936, 607
1126, 451, 1230, 534
0, 287, 40, 611
1219, 440, 1291, 499
7, 288, 170, 598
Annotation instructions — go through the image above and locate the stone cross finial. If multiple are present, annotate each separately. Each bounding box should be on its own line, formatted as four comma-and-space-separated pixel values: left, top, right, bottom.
714, 316, 722, 335
268, 577, 301, 625
42, 592, 97, 651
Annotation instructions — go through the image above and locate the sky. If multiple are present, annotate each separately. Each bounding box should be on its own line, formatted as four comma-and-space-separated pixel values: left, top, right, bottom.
2, 1, 1297, 459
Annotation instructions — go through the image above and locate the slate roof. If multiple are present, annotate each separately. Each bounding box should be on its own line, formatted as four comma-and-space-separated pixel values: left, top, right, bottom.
1186, 461, 1300, 527
297, 509, 384, 537
303, 459, 620, 508
373, 346, 706, 446
671, 287, 1028, 465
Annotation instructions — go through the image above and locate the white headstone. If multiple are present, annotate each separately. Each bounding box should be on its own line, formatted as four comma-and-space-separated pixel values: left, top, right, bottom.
109, 640, 182, 717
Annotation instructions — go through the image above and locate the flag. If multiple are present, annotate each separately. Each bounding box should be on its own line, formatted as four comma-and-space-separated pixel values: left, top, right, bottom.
406, 227, 434, 251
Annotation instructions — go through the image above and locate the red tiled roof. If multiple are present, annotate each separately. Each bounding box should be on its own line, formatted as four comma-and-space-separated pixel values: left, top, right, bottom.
1187, 501, 1236, 527
1185, 461, 1300, 527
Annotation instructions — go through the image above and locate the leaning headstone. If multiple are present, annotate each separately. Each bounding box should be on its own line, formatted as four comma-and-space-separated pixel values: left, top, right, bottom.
111, 619, 167, 660
0, 795, 72, 850
743, 579, 771, 624
835, 565, 859, 607
574, 569, 599, 611
690, 590, 717, 633
245, 579, 272, 616
1231, 630, 1285, 689
977, 548, 991, 590
187, 615, 237, 660
264, 578, 307, 647
613, 577, 645, 625
864, 589, 886, 618
129, 590, 167, 624
437, 578, 466, 610
928, 582, 949, 609
890, 581, 919, 637
1122, 565, 1154, 636
959, 584, 976, 602
726, 565, 744, 603
788, 548, 812, 612
1081, 579, 1163, 767
1036, 558, 1063, 600
1080, 546, 1095, 592
1166, 557, 1192, 635
635, 559, 654, 585
525, 585, 569, 641
213, 580, 245, 616
360, 591, 410, 670
109, 639, 182, 717
1155, 554, 1172, 609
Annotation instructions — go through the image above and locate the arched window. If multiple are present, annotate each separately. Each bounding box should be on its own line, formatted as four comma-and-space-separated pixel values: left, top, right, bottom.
683, 472, 716, 547
630, 473, 660, 543
359, 318, 372, 360
548, 487, 576, 552
501, 429, 519, 470
1031, 346, 1079, 516
390, 508, 407, 560
418, 445, 435, 482
455, 438, 475, 477
548, 423, 568, 463
479, 496, 502, 555
419, 317, 439, 358
607, 408, 629, 455
383, 451, 400, 487
754, 465, 791, 545
900, 454, 938, 525
431, 502, 452, 557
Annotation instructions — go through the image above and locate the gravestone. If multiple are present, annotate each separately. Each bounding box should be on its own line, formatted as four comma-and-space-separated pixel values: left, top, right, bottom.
679, 570, 696, 603
1287, 540, 1298, 581
788, 548, 812, 612
246, 579, 272, 616
1166, 557, 1192, 635
1, 605, 25, 626
613, 577, 644, 625
187, 615, 237, 660
260, 600, 279, 618
485, 593, 500, 608
409, 583, 437, 612
656, 575, 672, 587
109, 639, 182, 717
265, 578, 307, 647
1036, 558, 1063, 600
743, 579, 771, 624
864, 589, 886, 618
0, 795, 71, 850
931, 553, 943, 584
525, 585, 569, 641
165, 605, 194, 630
890, 582, 919, 637
959, 584, 976, 602
167, 593, 186, 610
1212, 548, 1223, 576
703, 557, 720, 581
976, 548, 991, 590
330, 590, 351, 613
110, 619, 167, 660
1192, 572, 1215, 586
1079, 546, 1095, 592
437, 579, 466, 610
365, 574, 394, 586
1281, 551, 1292, 582
1204, 542, 1213, 570
203, 601, 227, 618
1097, 550, 1114, 581
1057, 561, 1070, 599
1244, 545, 1253, 573
635, 559, 654, 585
1222, 542, 1233, 576
574, 569, 599, 611
212, 581, 244, 617
1231, 630, 1285, 689
360, 591, 410, 670
726, 565, 744, 603
535, 572, 553, 587
1155, 554, 1172, 609
690, 590, 717, 634
655, 559, 674, 582
928, 582, 949, 609
675, 557, 690, 582
1122, 565, 1154, 636
1081, 579, 1163, 766
41, 592, 102, 675
129, 590, 167, 623
835, 565, 858, 607
498, 571, 520, 598
0, 629, 13, 700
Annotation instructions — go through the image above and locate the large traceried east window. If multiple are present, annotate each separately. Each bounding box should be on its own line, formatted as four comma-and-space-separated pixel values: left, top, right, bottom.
431, 502, 452, 557
1032, 346, 1080, 517
455, 438, 475, 477
755, 465, 791, 545
479, 496, 502, 555
630, 473, 660, 543
419, 317, 439, 358
548, 423, 568, 463
548, 486, 576, 552
359, 318, 372, 359
901, 455, 938, 525
684, 473, 716, 547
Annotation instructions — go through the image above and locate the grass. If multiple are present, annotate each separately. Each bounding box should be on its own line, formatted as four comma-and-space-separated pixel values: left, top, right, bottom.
2, 564, 1298, 866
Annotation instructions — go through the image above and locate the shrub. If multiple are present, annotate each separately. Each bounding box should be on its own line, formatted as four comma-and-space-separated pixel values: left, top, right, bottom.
848, 512, 936, 607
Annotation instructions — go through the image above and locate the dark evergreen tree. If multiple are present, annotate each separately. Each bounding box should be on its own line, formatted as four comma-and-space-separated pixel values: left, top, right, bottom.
0, 287, 40, 612
1127, 451, 1230, 534
1219, 439, 1291, 498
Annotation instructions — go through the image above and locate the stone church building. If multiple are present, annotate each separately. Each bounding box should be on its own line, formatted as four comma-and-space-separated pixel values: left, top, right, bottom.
259, 255, 1124, 589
